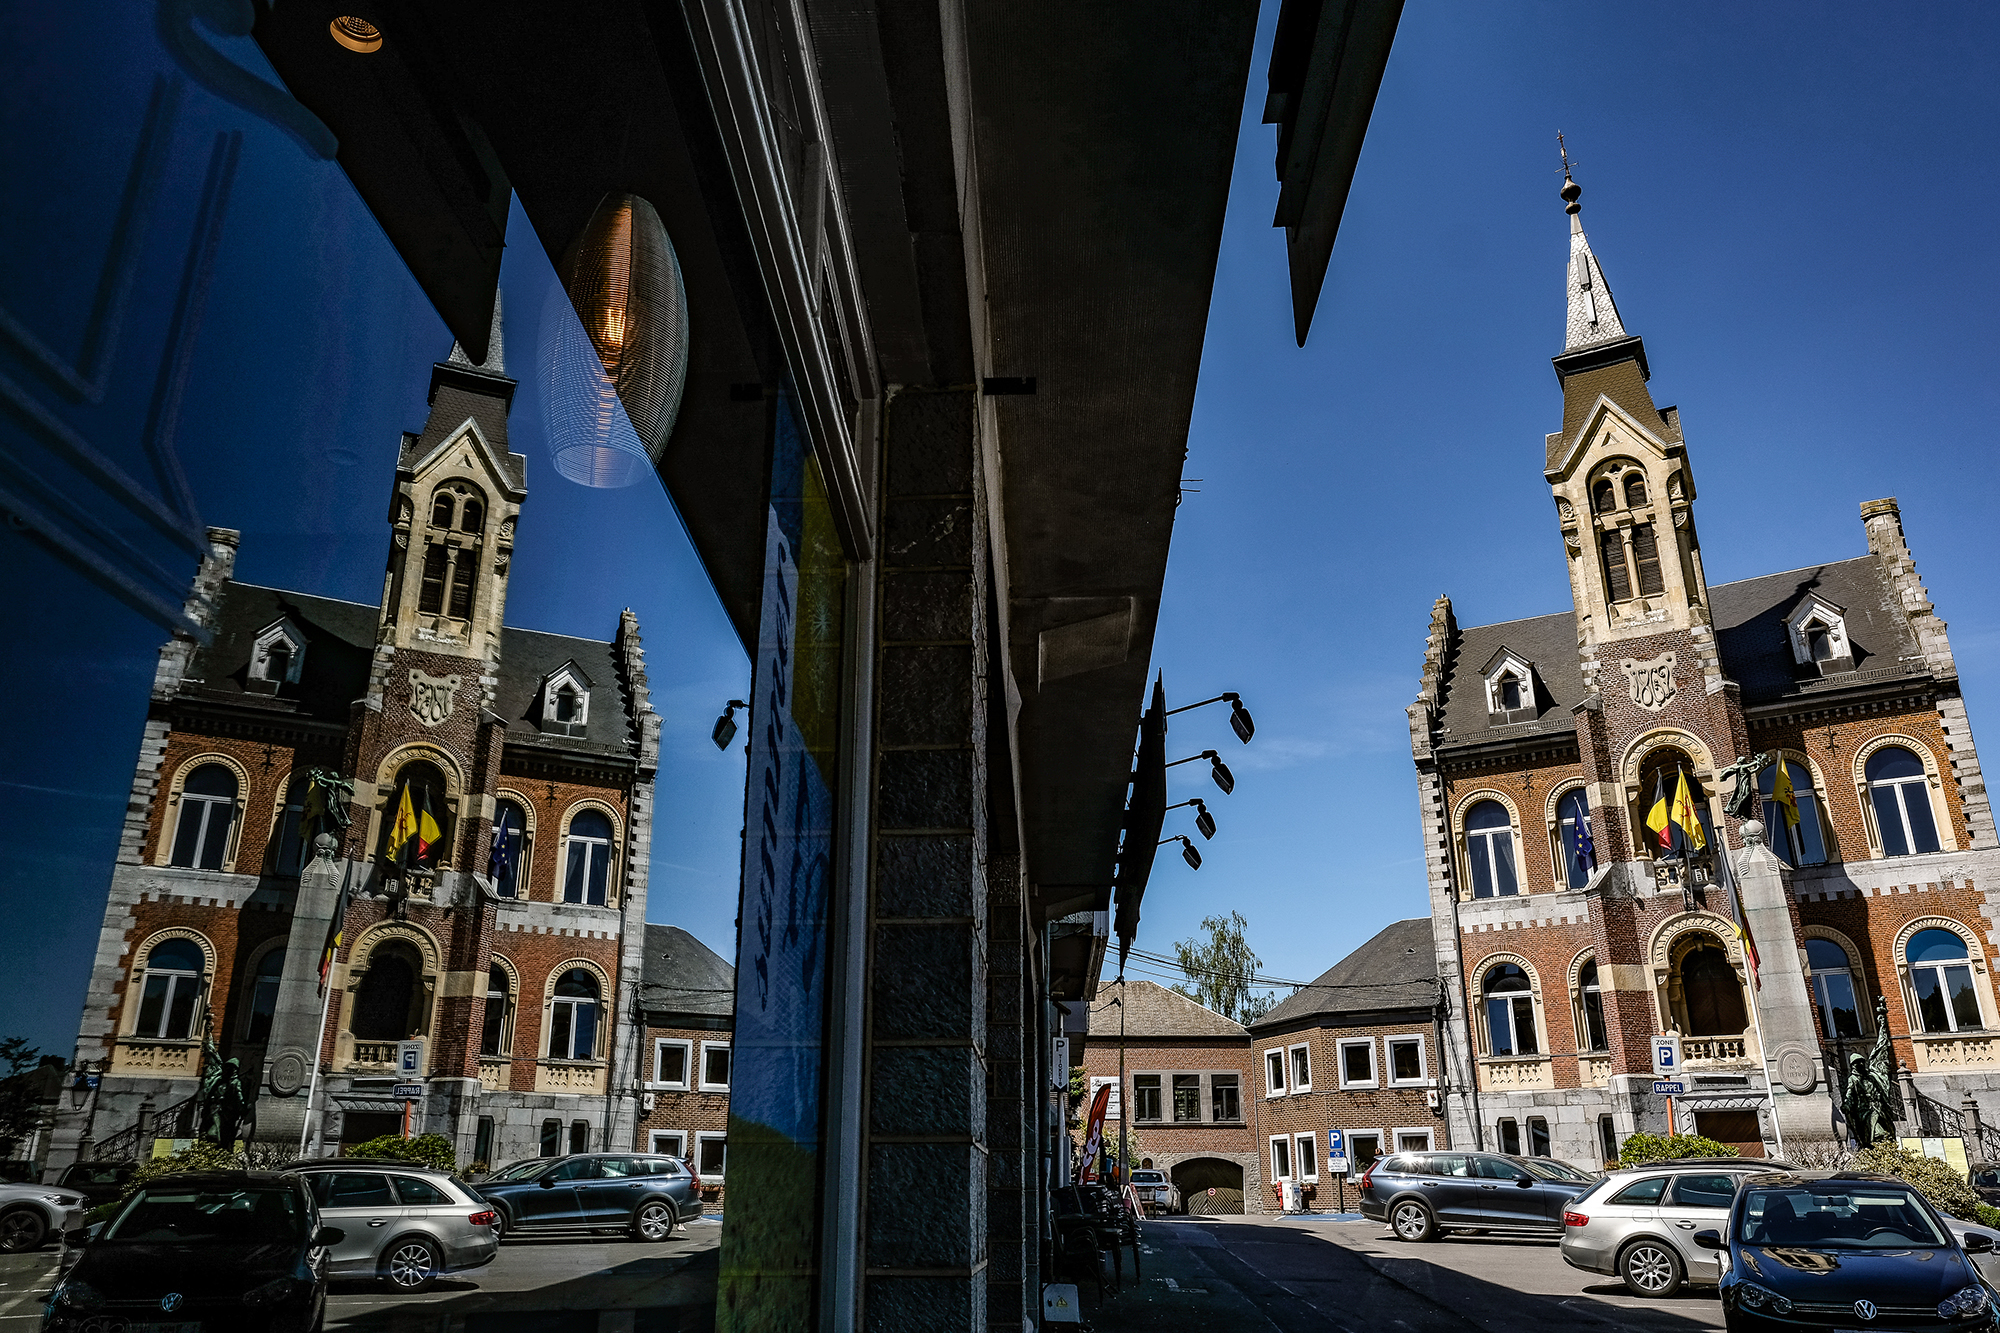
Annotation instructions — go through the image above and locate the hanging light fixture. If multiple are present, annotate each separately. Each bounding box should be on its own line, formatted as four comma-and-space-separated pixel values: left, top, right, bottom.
1168, 749, 1235, 795
711, 700, 748, 751
1168, 798, 1216, 840
329, 16, 383, 53
1159, 835, 1202, 870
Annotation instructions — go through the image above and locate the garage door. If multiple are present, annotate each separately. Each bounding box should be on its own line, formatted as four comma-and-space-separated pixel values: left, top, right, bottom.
1173, 1158, 1244, 1215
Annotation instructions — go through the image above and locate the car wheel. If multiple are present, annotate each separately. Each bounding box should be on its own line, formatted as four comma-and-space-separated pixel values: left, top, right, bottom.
1389, 1200, 1436, 1243
632, 1201, 675, 1243
0, 1207, 46, 1253
489, 1210, 508, 1242
1620, 1239, 1684, 1298
384, 1237, 442, 1293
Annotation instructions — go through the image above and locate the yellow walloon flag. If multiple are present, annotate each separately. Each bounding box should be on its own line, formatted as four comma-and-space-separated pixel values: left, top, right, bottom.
1771, 758, 1799, 829
1670, 768, 1707, 855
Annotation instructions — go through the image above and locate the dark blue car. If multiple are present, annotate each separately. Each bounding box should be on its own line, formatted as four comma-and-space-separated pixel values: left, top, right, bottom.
1695, 1170, 2000, 1331
472, 1153, 703, 1242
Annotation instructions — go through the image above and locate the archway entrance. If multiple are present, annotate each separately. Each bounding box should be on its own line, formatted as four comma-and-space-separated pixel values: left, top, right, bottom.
1172, 1157, 1244, 1215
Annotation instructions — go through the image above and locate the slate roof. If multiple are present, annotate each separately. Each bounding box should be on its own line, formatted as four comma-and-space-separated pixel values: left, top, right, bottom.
1087, 979, 1245, 1041
1433, 554, 1925, 750
1250, 918, 1437, 1033
637, 924, 735, 1022
182, 581, 638, 753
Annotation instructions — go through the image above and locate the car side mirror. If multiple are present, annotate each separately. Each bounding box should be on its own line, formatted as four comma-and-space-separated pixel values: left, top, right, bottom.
1515, 1176, 1534, 1188
61, 1229, 87, 1247
1692, 1229, 1725, 1251
1965, 1232, 1996, 1254
313, 1226, 345, 1247
538, 1178, 555, 1189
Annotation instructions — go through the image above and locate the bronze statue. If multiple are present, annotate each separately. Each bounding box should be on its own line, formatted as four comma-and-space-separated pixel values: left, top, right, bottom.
196, 1038, 252, 1149
1841, 996, 1898, 1148
302, 768, 354, 838
1717, 751, 1775, 822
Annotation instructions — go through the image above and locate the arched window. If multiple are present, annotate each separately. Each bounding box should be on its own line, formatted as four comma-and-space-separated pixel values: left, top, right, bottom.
1674, 937, 1748, 1036
170, 763, 238, 869
555, 683, 582, 723
549, 969, 601, 1060
274, 775, 307, 876
563, 809, 614, 906
1758, 759, 1828, 867
491, 799, 528, 898
431, 492, 456, 527
480, 963, 514, 1057
263, 639, 293, 682
1805, 938, 1864, 1040
1482, 964, 1537, 1056
1803, 620, 1836, 662
1592, 479, 1616, 514
1463, 801, 1517, 898
447, 545, 476, 619
418, 543, 449, 614
1576, 959, 1608, 1053
1555, 788, 1594, 889
352, 941, 423, 1040
1867, 746, 1942, 856
383, 760, 451, 868
1907, 928, 1980, 1033
1629, 523, 1665, 596
1623, 473, 1648, 507
1600, 530, 1632, 602
461, 496, 485, 533
1635, 748, 1712, 857
242, 948, 286, 1044
134, 938, 204, 1040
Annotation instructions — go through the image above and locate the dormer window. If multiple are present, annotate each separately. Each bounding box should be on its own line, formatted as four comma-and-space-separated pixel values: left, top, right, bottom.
263, 641, 292, 682
1498, 675, 1523, 711
1480, 648, 1538, 724
1805, 623, 1833, 661
555, 682, 582, 723
1786, 594, 1853, 674
250, 619, 306, 688
539, 663, 594, 735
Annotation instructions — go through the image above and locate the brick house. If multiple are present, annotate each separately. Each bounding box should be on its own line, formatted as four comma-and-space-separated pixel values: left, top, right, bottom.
47, 314, 662, 1175
1081, 980, 1264, 1214
1407, 171, 2000, 1165
1248, 919, 1442, 1209
634, 923, 732, 1205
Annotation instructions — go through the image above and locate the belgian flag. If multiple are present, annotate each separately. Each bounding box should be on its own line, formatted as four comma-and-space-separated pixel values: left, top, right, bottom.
387, 781, 442, 869
1645, 772, 1673, 852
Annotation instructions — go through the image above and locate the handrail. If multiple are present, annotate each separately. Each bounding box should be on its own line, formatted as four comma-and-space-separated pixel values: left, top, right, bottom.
90, 1093, 197, 1163
1908, 1086, 2000, 1162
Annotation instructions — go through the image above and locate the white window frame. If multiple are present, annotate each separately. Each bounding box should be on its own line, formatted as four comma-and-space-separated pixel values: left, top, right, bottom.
699, 1041, 732, 1092
1336, 1038, 1376, 1090
541, 663, 592, 728
1346, 1130, 1384, 1175
1264, 1048, 1286, 1098
648, 1130, 686, 1159
560, 805, 618, 906
1384, 1034, 1429, 1087
650, 1038, 692, 1090
1785, 594, 1849, 666
1393, 1127, 1436, 1153
1288, 1042, 1313, 1093
1269, 1135, 1292, 1181
251, 618, 307, 684
1294, 1133, 1319, 1182
695, 1130, 727, 1179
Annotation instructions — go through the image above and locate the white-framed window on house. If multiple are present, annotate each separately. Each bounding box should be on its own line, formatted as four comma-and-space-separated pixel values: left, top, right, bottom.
1337, 1038, 1376, 1089
169, 762, 240, 870
1348, 1131, 1383, 1175
1394, 1128, 1435, 1153
1463, 799, 1519, 898
1866, 746, 1944, 857
1210, 1073, 1241, 1123
652, 1038, 692, 1090
700, 1041, 732, 1092
133, 937, 207, 1040
546, 968, 601, 1060
1482, 963, 1540, 1056
1288, 1043, 1312, 1092
648, 1130, 686, 1159
696, 1131, 727, 1178
1264, 1048, 1286, 1097
1295, 1134, 1318, 1181
1270, 1136, 1292, 1181
1386, 1035, 1427, 1086
562, 807, 616, 905
1906, 927, 1983, 1034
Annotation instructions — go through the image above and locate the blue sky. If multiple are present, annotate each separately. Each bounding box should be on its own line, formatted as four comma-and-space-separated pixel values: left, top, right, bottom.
4, 2, 2000, 1052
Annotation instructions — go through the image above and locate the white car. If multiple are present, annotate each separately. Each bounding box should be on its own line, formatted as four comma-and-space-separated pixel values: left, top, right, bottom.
0, 1181, 87, 1252
1129, 1170, 1175, 1215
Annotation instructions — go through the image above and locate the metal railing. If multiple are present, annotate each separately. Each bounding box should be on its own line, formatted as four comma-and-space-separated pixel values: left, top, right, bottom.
90, 1093, 197, 1163
1908, 1086, 2000, 1162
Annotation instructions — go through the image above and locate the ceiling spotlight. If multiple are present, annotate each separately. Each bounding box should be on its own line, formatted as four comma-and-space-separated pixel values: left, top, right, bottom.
711, 699, 748, 751
1227, 693, 1255, 744
1160, 835, 1202, 870
329, 16, 384, 52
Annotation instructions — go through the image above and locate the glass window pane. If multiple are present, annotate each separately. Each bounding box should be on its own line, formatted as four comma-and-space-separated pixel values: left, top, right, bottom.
1583, 991, 1608, 1052
1491, 833, 1517, 896
170, 800, 205, 868
1296, 1136, 1317, 1178
1820, 974, 1863, 1040
1609, 1176, 1669, 1206
1172, 1075, 1201, 1122
392, 1176, 448, 1205
1903, 783, 1941, 853
1512, 997, 1539, 1054
587, 844, 609, 905
1805, 938, 1851, 970
1272, 1140, 1290, 1178
1910, 929, 1969, 963
698, 1138, 726, 1175
658, 1045, 687, 1084
572, 1003, 598, 1060
198, 801, 232, 870
1467, 801, 1510, 831
482, 995, 505, 1056
164, 976, 197, 1039
1947, 965, 1981, 1030
1914, 969, 1952, 1033
539, 1121, 560, 1156
1529, 1118, 1551, 1156
1343, 1043, 1371, 1083
1867, 747, 1926, 782
1498, 1120, 1520, 1154
548, 1002, 573, 1057
1486, 997, 1515, 1056
1469, 837, 1493, 898
1210, 1076, 1239, 1122
1266, 1051, 1285, 1091
327, 1174, 393, 1207
137, 974, 169, 1037
1873, 787, 1911, 857
705, 1046, 731, 1085
564, 841, 588, 901
1292, 1047, 1311, 1086
1391, 1041, 1421, 1081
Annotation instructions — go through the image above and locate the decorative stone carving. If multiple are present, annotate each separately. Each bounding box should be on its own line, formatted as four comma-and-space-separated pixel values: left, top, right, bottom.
1620, 652, 1677, 711
268, 1048, 308, 1097
409, 669, 461, 727
1556, 498, 1575, 522
1775, 1044, 1817, 1095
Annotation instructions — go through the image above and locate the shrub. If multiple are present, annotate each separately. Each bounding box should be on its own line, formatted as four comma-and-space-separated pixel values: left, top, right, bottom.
117, 1140, 246, 1204
1614, 1132, 1738, 1168
1852, 1143, 1986, 1223
346, 1133, 455, 1174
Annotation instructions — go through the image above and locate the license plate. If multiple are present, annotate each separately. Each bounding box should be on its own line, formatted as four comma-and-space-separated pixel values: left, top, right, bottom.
127, 1323, 200, 1333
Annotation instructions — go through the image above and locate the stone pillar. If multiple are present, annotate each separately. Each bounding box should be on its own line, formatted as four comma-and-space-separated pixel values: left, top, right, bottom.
985, 858, 1031, 1330
862, 389, 988, 1331
254, 844, 348, 1148
1735, 821, 1838, 1144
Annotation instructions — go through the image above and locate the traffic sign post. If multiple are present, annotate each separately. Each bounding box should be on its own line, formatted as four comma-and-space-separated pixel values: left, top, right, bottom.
1652, 1035, 1684, 1134
1328, 1129, 1349, 1213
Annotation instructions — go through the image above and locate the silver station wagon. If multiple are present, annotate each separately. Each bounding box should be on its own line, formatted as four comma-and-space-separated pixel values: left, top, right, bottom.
1561, 1158, 1788, 1297
286, 1159, 500, 1291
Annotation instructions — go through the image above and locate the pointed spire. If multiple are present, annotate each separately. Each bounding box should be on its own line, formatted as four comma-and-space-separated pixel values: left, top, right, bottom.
1558, 148, 1626, 352
447, 290, 506, 376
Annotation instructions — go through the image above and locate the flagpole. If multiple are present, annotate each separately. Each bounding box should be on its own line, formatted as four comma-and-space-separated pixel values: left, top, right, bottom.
298, 967, 337, 1158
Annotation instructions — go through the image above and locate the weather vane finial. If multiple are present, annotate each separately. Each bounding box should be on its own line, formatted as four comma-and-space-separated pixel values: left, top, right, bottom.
1557, 131, 1582, 215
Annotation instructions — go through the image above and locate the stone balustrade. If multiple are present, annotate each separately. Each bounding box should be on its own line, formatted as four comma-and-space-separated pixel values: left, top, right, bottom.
1909, 1032, 2000, 1072
479, 1057, 509, 1091
350, 1042, 400, 1068
1478, 1056, 1553, 1092
1580, 1055, 1613, 1088
534, 1060, 607, 1095
1681, 1035, 1754, 1066
110, 1039, 201, 1078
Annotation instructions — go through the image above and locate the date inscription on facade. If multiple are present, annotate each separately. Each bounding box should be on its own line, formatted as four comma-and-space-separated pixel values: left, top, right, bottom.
409, 669, 461, 727
1620, 652, 1677, 712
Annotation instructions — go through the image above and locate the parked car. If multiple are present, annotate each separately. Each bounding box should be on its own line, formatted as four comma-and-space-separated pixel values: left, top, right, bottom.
0, 1162, 39, 1185
1971, 1162, 2000, 1208
283, 1159, 499, 1291
44, 1171, 337, 1332
54, 1162, 135, 1207
1359, 1150, 1588, 1243
1694, 1170, 1997, 1331
1129, 1170, 1174, 1215
1560, 1158, 1794, 1297
472, 1153, 704, 1242
0, 1179, 86, 1253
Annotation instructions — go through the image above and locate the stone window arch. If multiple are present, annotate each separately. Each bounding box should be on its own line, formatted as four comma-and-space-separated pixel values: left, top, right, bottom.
559, 800, 622, 907
158, 753, 252, 872
491, 789, 537, 899
542, 960, 611, 1062
1568, 949, 1608, 1054
1452, 790, 1524, 900
1854, 735, 1954, 858
481, 954, 518, 1059
1652, 923, 1748, 1038
236, 938, 287, 1046
336, 923, 442, 1071
122, 929, 216, 1041
1756, 748, 1834, 867
1471, 952, 1542, 1057
364, 744, 465, 872
1546, 780, 1596, 890
1622, 733, 1718, 861
1893, 917, 1993, 1036
1802, 925, 1870, 1042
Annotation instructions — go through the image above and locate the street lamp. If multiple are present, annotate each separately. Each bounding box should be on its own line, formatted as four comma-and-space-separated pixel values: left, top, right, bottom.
1160, 834, 1201, 870
710, 699, 748, 750
1165, 691, 1255, 743
1168, 798, 1216, 840
1168, 749, 1234, 795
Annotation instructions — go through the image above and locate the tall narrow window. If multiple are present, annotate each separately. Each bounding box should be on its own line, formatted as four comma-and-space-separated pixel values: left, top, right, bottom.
1623, 473, 1648, 507
1805, 622, 1834, 661
1498, 674, 1522, 710
540, 1120, 561, 1156
1556, 788, 1594, 888
1172, 1075, 1201, 1123
1132, 1074, 1161, 1121
274, 776, 307, 876
431, 492, 456, 527
1577, 960, 1608, 1053
491, 799, 527, 898
1528, 1117, 1551, 1157
134, 938, 204, 1040
1758, 760, 1829, 867
1464, 801, 1517, 898
1867, 747, 1942, 856
1601, 530, 1632, 601
1630, 523, 1665, 596
548, 969, 601, 1060
262, 640, 293, 682
1805, 939, 1864, 1040
170, 764, 238, 870
461, 496, 485, 533
352, 944, 420, 1041
474, 1117, 495, 1167
1271, 1138, 1292, 1181
480, 964, 513, 1057
1598, 1115, 1619, 1166
1907, 929, 1981, 1034
1677, 940, 1749, 1036
563, 809, 614, 905
555, 683, 581, 723
447, 548, 476, 618
1482, 964, 1538, 1056
241, 948, 285, 1044
1592, 480, 1616, 513
569, 1121, 589, 1154
1497, 1119, 1521, 1155
418, 544, 449, 614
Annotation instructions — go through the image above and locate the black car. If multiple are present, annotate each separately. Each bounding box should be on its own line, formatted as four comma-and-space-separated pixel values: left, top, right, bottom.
1695, 1170, 2000, 1331
1973, 1163, 2000, 1209
1360, 1150, 1588, 1242
54, 1162, 136, 1207
472, 1153, 704, 1241
45, 1171, 341, 1333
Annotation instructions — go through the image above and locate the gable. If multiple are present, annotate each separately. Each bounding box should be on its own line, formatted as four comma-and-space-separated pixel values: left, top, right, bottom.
406, 416, 527, 501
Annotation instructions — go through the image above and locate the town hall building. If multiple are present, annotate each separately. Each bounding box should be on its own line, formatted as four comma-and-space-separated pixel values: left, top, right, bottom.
47, 315, 663, 1172
1408, 170, 2000, 1163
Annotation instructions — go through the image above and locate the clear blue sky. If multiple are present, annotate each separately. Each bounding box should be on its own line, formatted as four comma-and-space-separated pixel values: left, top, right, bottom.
4, 2, 1999, 1053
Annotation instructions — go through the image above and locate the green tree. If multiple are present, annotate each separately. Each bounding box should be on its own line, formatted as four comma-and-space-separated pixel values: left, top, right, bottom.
1167, 912, 1280, 1024
0, 1040, 45, 1157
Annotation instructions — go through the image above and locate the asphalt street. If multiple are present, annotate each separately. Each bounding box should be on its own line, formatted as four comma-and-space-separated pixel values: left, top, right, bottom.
1087, 1214, 1729, 1333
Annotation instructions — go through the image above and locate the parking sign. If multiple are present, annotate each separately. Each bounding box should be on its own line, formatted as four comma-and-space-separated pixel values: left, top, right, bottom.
398, 1040, 424, 1076
1327, 1129, 1349, 1175
1652, 1034, 1680, 1077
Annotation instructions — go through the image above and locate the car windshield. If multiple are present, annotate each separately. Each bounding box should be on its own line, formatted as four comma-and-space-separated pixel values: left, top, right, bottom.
1523, 1159, 1593, 1182
487, 1160, 553, 1182
1976, 1171, 2000, 1189
1738, 1185, 1949, 1248
1132, 1172, 1165, 1185
105, 1185, 305, 1244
